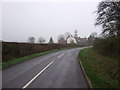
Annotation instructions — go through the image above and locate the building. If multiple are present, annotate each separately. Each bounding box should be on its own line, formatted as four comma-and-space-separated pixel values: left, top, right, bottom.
67, 36, 77, 44
57, 30, 88, 46
66, 35, 87, 45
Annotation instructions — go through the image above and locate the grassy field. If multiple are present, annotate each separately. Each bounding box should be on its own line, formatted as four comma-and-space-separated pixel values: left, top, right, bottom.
2, 47, 77, 69
78, 48, 119, 88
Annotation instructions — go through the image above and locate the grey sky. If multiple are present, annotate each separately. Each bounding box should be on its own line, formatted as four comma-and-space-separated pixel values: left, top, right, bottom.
2, 2, 101, 43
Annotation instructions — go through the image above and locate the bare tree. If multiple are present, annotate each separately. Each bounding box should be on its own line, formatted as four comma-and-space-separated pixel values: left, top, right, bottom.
91, 32, 98, 37
38, 37, 45, 44
64, 32, 71, 40
58, 34, 65, 41
57, 34, 66, 44
95, 1, 120, 37
28, 37, 35, 43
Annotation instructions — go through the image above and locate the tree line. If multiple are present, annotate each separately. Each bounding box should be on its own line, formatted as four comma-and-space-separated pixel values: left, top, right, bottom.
28, 31, 96, 46
28, 37, 54, 44
28, 32, 72, 44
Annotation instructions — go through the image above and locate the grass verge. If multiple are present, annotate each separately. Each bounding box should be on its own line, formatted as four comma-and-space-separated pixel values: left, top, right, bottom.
2, 47, 78, 69
78, 48, 119, 88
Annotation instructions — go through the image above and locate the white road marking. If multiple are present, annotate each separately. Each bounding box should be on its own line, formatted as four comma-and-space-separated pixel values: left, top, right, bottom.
58, 54, 64, 58
22, 61, 54, 89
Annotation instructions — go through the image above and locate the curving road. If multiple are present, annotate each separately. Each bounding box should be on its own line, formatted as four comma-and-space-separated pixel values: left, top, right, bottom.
3, 47, 89, 88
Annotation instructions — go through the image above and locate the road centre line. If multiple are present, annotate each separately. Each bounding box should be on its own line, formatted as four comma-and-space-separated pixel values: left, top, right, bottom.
58, 54, 64, 58
22, 61, 54, 89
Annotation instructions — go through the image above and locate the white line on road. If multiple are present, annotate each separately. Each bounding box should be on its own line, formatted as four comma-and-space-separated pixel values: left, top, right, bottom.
22, 61, 54, 89
58, 54, 64, 58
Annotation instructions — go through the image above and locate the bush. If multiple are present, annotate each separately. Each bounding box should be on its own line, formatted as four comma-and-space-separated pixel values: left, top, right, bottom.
2, 42, 78, 62
93, 37, 120, 58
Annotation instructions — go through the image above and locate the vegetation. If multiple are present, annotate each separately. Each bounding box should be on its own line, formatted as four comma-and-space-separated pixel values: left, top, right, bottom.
87, 35, 95, 46
95, 1, 120, 37
2, 47, 78, 69
38, 37, 45, 44
93, 37, 119, 58
2, 42, 78, 62
94, 1, 120, 55
93, 1, 120, 85
49, 37, 54, 44
94, 1, 120, 57
2, 49, 58, 69
78, 48, 119, 88
78, 1, 120, 88
64, 32, 71, 40
28, 37, 35, 43
58, 34, 65, 41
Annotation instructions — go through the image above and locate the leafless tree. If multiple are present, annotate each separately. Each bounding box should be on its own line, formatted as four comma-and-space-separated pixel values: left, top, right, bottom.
91, 32, 98, 37
38, 37, 45, 44
58, 34, 65, 41
95, 1, 120, 37
28, 37, 35, 43
64, 32, 71, 40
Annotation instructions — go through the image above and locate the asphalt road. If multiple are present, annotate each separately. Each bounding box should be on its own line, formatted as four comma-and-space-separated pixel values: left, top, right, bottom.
2, 47, 89, 88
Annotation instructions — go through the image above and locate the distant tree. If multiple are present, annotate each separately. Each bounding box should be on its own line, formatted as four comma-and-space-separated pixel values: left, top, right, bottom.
28, 37, 35, 43
57, 34, 66, 44
74, 29, 78, 37
64, 32, 71, 40
38, 37, 45, 44
49, 37, 54, 44
95, 1, 120, 37
58, 34, 65, 41
88, 35, 95, 45
91, 32, 98, 37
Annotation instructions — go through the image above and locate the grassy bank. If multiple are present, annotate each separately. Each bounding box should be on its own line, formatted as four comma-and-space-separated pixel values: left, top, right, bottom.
78, 48, 119, 88
2, 47, 77, 69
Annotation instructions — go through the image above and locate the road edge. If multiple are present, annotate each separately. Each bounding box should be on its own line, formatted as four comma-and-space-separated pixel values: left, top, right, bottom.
78, 49, 93, 89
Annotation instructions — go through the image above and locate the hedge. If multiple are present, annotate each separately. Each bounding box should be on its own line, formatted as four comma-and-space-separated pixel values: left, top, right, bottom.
2, 42, 78, 62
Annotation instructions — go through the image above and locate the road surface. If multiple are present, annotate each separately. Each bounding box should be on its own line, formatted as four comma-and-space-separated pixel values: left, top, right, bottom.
3, 47, 89, 88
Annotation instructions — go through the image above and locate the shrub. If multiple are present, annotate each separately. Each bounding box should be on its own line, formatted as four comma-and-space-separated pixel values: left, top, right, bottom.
93, 37, 119, 58
2, 42, 78, 62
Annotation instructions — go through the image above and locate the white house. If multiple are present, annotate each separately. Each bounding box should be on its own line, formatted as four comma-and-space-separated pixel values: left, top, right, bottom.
67, 36, 77, 44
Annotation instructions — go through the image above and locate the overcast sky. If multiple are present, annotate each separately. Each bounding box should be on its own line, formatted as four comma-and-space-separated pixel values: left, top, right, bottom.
1, 1, 102, 43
